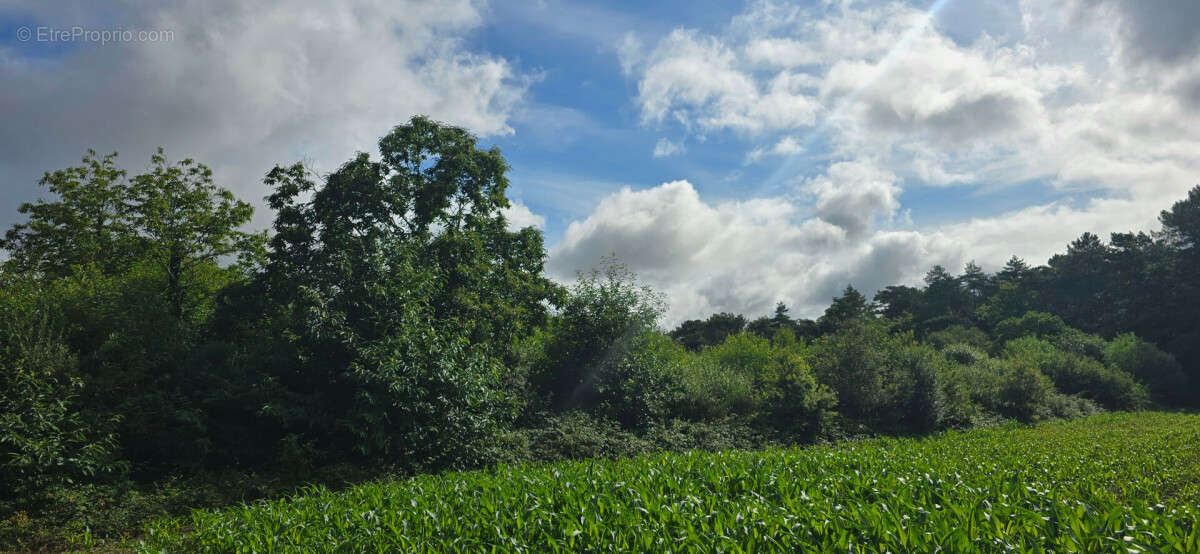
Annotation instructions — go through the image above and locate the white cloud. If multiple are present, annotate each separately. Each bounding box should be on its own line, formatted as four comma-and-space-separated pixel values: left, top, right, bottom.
502, 201, 546, 231
549, 178, 918, 326
624, 28, 820, 134
597, 0, 1200, 322
806, 161, 901, 238
652, 138, 686, 158
0, 0, 529, 230
745, 135, 804, 164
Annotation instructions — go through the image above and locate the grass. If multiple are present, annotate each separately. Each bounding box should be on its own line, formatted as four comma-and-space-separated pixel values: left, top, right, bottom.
137, 412, 1200, 552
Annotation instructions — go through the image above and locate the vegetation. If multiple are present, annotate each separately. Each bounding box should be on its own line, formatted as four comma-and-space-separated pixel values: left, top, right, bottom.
1, 116, 1198, 549
137, 413, 1200, 552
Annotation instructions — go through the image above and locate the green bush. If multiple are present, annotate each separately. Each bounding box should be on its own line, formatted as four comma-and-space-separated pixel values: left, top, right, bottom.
891, 345, 946, 432
1105, 333, 1187, 405
992, 311, 1068, 349
942, 343, 986, 365
927, 325, 990, 350
0, 278, 119, 503
671, 354, 756, 421
529, 261, 664, 413
997, 360, 1054, 422
1003, 337, 1148, 411
594, 332, 686, 429
810, 319, 901, 422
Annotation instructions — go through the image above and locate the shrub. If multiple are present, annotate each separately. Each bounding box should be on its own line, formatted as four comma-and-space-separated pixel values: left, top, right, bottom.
671, 355, 756, 421
810, 319, 900, 422
1003, 337, 1148, 411
993, 311, 1068, 348
0, 279, 119, 504
997, 360, 1054, 422
943, 343, 985, 366
756, 343, 837, 441
1104, 333, 1187, 405
529, 260, 664, 413
594, 332, 686, 429
927, 325, 990, 350
891, 345, 946, 432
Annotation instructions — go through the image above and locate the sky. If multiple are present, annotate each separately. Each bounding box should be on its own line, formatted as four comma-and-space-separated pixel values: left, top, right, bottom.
2, 0, 1199, 325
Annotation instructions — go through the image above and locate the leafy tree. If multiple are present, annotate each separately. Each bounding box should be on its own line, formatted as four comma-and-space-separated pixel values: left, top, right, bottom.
126, 149, 264, 318
529, 259, 664, 413
670, 312, 746, 351
1, 151, 132, 278
257, 116, 554, 465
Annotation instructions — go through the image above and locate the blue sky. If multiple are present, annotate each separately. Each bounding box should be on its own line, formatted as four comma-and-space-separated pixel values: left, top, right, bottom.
2, 0, 1198, 322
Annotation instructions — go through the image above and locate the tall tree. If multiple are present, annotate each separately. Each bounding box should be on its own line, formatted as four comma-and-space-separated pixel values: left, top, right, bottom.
819, 285, 873, 332
1, 151, 131, 278
127, 149, 264, 319
259, 116, 556, 462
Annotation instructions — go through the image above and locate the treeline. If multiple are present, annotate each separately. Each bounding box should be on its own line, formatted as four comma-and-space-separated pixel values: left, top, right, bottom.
1, 116, 1197, 547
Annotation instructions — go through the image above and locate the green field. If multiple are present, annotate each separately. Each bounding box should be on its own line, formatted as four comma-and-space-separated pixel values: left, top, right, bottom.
138, 412, 1200, 553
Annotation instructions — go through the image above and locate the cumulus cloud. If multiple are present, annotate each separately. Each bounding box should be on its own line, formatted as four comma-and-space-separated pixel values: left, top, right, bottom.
502, 201, 546, 231
0, 0, 529, 230
624, 28, 819, 134
593, 0, 1200, 322
549, 177, 924, 325
806, 161, 901, 238
652, 138, 685, 158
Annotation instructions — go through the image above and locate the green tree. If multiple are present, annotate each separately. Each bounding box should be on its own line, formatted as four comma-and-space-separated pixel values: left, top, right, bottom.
818, 285, 873, 333
529, 259, 664, 413
126, 149, 264, 319
259, 117, 555, 464
1, 151, 131, 278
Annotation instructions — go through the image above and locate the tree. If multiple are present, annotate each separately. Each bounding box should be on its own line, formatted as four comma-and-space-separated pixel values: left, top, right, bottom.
1045, 232, 1113, 333
1, 151, 131, 278
916, 265, 969, 334
874, 285, 924, 320
1159, 185, 1200, 251
529, 259, 664, 412
127, 149, 264, 319
960, 261, 995, 314
670, 312, 746, 351
258, 116, 557, 464
818, 286, 873, 332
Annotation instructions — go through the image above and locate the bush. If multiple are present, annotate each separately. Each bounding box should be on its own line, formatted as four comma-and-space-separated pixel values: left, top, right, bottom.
891, 345, 946, 432
1104, 333, 1187, 405
756, 337, 837, 440
672, 354, 756, 421
810, 320, 901, 422
594, 332, 686, 429
927, 325, 990, 350
1044, 393, 1103, 420
529, 261, 664, 413
993, 312, 1068, 348
943, 343, 986, 366
1003, 337, 1148, 411
0, 278, 119, 504
997, 360, 1055, 422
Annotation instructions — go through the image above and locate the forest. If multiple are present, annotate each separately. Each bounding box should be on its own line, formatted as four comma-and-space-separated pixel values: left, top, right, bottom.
1, 116, 1198, 548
